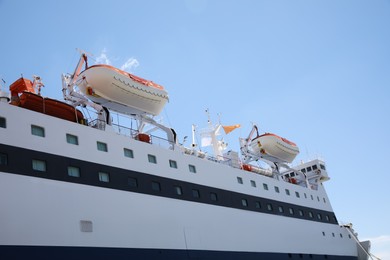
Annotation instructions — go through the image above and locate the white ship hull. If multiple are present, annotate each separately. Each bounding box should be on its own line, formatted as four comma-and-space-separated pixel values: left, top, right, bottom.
0, 102, 362, 259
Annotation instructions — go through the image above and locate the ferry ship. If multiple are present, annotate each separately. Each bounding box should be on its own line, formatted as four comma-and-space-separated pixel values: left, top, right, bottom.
0, 53, 372, 259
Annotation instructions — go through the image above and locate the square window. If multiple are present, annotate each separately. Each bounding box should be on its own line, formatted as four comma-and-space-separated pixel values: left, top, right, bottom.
250, 180, 256, 187
295, 191, 300, 198
80, 220, 93, 232
210, 192, 218, 201
192, 189, 200, 198
169, 160, 178, 169
152, 181, 161, 191
0, 153, 8, 165
325, 215, 330, 222
304, 193, 307, 199
320, 164, 326, 170
301, 168, 306, 173
289, 208, 294, 215
311, 195, 314, 200
285, 189, 290, 195
308, 211, 313, 218
98, 172, 110, 182
32, 159, 46, 172
67, 166, 80, 177
31, 125, 45, 137
241, 199, 248, 207
317, 213, 322, 220
298, 210, 304, 216
312, 165, 318, 170
278, 206, 284, 213
237, 177, 243, 184
189, 164, 196, 173
263, 183, 268, 190
255, 201, 261, 209
174, 186, 183, 195
306, 166, 312, 172
97, 141, 108, 152
124, 148, 134, 158
274, 186, 280, 193
66, 134, 78, 145
128, 177, 138, 188
148, 154, 157, 164
0, 117, 6, 128
266, 203, 273, 211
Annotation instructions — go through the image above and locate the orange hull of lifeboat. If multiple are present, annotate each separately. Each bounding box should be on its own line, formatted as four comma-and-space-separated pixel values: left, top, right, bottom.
250, 133, 299, 163
19, 92, 84, 123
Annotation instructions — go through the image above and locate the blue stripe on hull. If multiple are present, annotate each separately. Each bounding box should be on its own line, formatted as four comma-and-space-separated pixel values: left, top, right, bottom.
0, 246, 357, 260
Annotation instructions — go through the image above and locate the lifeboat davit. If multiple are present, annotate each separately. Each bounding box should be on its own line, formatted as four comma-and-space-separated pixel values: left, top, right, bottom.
77, 65, 168, 116
249, 133, 299, 163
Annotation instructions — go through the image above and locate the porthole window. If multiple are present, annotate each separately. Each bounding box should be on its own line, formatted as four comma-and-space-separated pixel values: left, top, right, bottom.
189, 164, 196, 173
210, 192, 218, 201
151, 181, 161, 191
128, 177, 138, 188
174, 186, 183, 195
66, 134, 78, 145
67, 166, 80, 177
0, 117, 6, 128
97, 141, 108, 152
0, 153, 8, 165
98, 172, 109, 182
148, 154, 157, 164
31, 125, 45, 137
192, 189, 200, 198
169, 160, 178, 169
124, 148, 134, 158
32, 159, 46, 172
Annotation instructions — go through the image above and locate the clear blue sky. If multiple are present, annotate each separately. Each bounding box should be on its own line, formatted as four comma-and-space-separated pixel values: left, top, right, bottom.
1, 0, 389, 258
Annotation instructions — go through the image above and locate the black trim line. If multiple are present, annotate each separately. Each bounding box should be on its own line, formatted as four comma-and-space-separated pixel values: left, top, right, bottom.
0, 245, 358, 260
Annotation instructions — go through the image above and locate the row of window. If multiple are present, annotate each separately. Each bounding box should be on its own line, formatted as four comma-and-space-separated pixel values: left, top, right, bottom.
23, 158, 334, 222
237, 176, 327, 204
26, 124, 199, 174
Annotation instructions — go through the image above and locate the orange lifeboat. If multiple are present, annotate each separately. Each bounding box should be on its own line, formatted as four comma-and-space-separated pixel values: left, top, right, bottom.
250, 133, 299, 163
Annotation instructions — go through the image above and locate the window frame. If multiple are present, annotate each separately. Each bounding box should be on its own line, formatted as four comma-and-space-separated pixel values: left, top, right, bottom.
67, 166, 81, 177
123, 148, 134, 158
66, 133, 79, 145
148, 154, 157, 164
97, 141, 108, 152
31, 125, 45, 137
32, 159, 46, 172
98, 171, 110, 183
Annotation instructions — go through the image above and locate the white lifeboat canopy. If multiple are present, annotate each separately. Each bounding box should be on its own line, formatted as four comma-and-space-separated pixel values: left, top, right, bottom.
249, 133, 299, 163
77, 64, 168, 116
